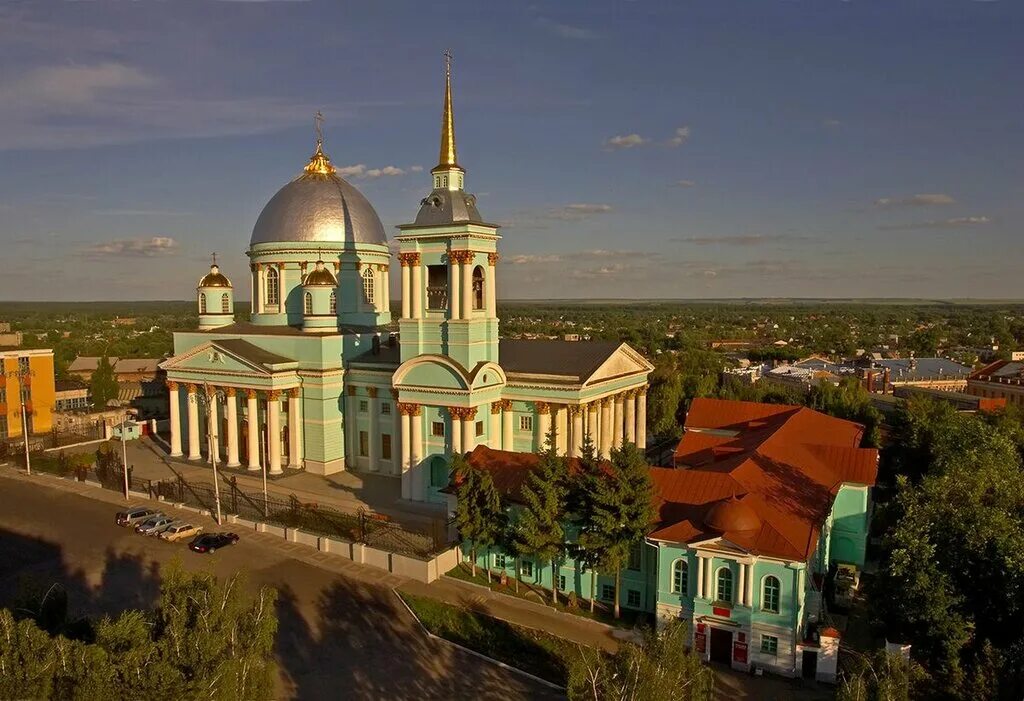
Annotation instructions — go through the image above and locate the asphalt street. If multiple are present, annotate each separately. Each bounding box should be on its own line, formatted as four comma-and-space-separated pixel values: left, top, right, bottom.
0, 475, 560, 700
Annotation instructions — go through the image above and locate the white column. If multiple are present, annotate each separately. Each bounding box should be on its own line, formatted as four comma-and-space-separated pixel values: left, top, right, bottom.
410, 406, 424, 500
486, 253, 498, 317
462, 408, 476, 453
346, 388, 359, 467
612, 394, 624, 450
367, 388, 378, 471
637, 389, 648, 450
587, 403, 599, 451
207, 390, 219, 462
570, 406, 583, 458
267, 392, 282, 475
705, 557, 714, 600
451, 408, 463, 454
226, 388, 240, 467
599, 399, 612, 457
501, 402, 513, 450
246, 390, 260, 471
187, 385, 201, 460
738, 562, 747, 607
489, 403, 501, 449
401, 258, 411, 319
256, 266, 264, 314
411, 255, 423, 319
625, 390, 637, 446
400, 407, 412, 500
450, 257, 461, 320
537, 402, 552, 450
555, 405, 568, 455
750, 563, 759, 610
697, 556, 705, 599
381, 267, 390, 314
288, 388, 301, 469
461, 254, 473, 317
168, 382, 183, 457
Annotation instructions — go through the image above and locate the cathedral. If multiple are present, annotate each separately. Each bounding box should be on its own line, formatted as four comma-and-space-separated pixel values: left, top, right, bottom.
161, 61, 653, 504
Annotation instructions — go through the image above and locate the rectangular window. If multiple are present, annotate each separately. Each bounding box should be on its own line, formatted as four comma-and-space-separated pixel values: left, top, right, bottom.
426, 265, 448, 311
601, 584, 615, 602
761, 635, 778, 656
432, 421, 445, 437
20, 386, 30, 402
627, 590, 641, 608
475, 420, 484, 437
521, 560, 534, 578
359, 431, 368, 457
381, 434, 392, 460
18, 357, 29, 372
381, 402, 391, 415
628, 543, 642, 571
495, 553, 507, 569
0, 415, 7, 436
519, 415, 533, 432
0, 388, 5, 403
359, 400, 368, 413
558, 574, 567, 591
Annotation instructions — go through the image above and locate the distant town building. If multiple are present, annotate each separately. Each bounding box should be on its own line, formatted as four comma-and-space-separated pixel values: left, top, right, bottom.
966, 360, 1024, 407
54, 379, 90, 411
67, 356, 119, 381
67, 356, 161, 383
0, 331, 23, 347
1, 348, 56, 439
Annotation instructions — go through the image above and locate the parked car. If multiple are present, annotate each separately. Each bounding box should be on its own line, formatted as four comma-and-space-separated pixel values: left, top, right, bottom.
159, 522, 203, 542
188, 533, 240, 553
116, 506, 159, 527
136, 514, 175, 536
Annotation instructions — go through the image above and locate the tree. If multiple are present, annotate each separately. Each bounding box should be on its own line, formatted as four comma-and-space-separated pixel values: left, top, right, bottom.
450, 454, 504, 583
837, 650, 928, 701
89, 355, 119, 409
583, 443, 657, 618
807, 377, 882, 447
570, 435, 606, 612
567, 620, 714, 701
514, 431, 570, 604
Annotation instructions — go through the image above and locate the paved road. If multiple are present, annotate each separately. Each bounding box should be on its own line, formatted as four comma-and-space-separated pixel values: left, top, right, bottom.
0, 474, 560, 701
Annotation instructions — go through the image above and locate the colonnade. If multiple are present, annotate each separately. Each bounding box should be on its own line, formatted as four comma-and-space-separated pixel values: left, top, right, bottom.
398, 250, 498, 320
167, 381, 302, 475
539, 387, 649, 458
695, 555, 755, 606
251, 260, 390, 315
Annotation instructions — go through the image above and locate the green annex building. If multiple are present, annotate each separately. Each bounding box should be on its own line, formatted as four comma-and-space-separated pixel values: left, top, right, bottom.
160, 60, 653, 504
459, 397, 878, 680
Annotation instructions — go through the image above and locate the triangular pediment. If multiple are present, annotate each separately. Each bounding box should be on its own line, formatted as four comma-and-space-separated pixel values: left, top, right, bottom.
690, 536, 750, 555
161, 340, 294, 378
584, 343, 654, 386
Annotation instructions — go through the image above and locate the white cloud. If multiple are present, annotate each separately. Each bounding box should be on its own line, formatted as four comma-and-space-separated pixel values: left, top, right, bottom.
536, 17, 598, 40
509, 254, 563, 265
84, 236, 179, 257
875, 193, 956, 207
336, 164, 420, 179
822, 118, 842, 128
676, 180, 696, 187
5, 63, 155, 106
672, 234, 809, 246
666, 126, 691, 147
877, 216, 992, 231
604, 134, 648, 150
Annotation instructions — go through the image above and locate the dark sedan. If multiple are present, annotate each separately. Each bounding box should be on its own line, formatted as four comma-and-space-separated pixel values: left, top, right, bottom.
188, 532, 240, 553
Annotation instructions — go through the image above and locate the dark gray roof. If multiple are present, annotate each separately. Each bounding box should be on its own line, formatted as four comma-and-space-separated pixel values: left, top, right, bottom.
195, 321, 387, 337
987, 361, 1024, 378
499, 339, 622, 380
874, 357, 970, 380
409, 189, 484, 227
214, 339, 294, 367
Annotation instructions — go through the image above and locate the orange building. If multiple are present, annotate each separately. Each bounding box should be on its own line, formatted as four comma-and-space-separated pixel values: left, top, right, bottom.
0, 349, 56, 439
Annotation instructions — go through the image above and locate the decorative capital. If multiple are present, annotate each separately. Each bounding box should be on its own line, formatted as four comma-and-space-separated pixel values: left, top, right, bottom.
465, 407, 478, 420
448, 406, 464, 420
347, 386, 357, 396
535, 401, 551, 415
491, 401, 503, 415
245, 388, 258, 400
450, 250, 475, 265
166, 380, 178, 391
499, 399, 513, 411
399, 252, 421, 267
186, 383, 197, 394
368, 387, 378, 399
568, 405, 582, 417
288, 387, 301, 399
268, 390, 281, 401
601, 397, 612, 407
225, 387, 236, 398
377, 263, 387, 272
488, 252, 499, 266
410, 403, 422, 417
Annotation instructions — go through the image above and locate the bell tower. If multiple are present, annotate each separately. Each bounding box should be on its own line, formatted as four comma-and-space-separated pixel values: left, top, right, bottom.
396, 53, 500, 369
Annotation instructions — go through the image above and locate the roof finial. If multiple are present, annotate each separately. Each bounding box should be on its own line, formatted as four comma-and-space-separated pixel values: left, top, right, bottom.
305, 111, 336, 176
314, 110, 324, 146
434, 49, 460, 172
211, 252, 218, 269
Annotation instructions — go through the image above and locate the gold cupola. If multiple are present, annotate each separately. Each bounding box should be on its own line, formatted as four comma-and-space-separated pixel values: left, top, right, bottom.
198, 257, 232, 288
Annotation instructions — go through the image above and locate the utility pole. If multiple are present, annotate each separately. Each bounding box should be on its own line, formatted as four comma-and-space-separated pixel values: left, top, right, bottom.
194, 383, 224, 525
120, 414, 130, 500
260, 426, 268, 517
6, 366, 34, 475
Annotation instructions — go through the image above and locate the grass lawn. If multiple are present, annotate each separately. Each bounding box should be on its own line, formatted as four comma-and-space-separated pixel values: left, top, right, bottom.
399, 591, 583, 687
446, 563, 651, 630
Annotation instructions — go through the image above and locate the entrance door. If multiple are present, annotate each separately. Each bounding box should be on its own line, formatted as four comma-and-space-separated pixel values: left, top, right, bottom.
709, 627, 732, 665
802, 650, 818, 679
429, 456, 449, 503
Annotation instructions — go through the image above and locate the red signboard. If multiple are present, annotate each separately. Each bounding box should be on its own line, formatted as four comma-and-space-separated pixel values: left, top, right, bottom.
733, 639, 748, 664
695, 631, 707, 654
712, 606, 731, 618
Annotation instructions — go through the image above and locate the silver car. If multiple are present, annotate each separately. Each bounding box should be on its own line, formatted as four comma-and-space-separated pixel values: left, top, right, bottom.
116, 506, 159, 527
136, 514, 174, 536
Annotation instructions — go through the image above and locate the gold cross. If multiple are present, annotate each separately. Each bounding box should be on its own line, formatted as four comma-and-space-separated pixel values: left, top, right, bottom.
314, 111, 324, 144
443, 49, 453, 75
212, 252, 217, 266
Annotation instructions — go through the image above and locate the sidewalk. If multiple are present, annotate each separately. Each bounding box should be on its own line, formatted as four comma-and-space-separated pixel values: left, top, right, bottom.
74, 437, 446, 532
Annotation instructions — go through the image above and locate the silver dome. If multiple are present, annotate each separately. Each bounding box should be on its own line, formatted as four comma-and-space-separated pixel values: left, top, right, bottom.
250, 148, 387, 247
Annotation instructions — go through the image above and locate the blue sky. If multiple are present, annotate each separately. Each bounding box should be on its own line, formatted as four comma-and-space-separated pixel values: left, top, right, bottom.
0, 0, 1021, 300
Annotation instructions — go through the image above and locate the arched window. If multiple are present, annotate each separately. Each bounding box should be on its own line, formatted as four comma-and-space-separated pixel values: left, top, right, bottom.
221, 293, 230, 313
362, 267, 375, 305
762, 575, 781, 613
716, 567, 733, 603
199, 293, 207, 314
329, 290, 337, 315
671, 559, 688, 594
304, 292, 313, 315
266, 267, 279, 306
472, 265, 484, 310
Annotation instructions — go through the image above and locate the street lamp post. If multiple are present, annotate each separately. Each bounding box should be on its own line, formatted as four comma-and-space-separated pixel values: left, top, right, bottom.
6, 367, 34, 475
191, 383, 224, 525
119, 414, 130, 500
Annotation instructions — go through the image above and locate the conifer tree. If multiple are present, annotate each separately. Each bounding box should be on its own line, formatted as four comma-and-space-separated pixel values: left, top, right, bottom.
514, 428, 570, 604
571, 434, 608, 612
451, 453, 484, 577
89, 355, 119, 410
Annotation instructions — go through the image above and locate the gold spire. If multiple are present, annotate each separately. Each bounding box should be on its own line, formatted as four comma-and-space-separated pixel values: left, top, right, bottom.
435, 50, 461, 172
304, 111, 336, 176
